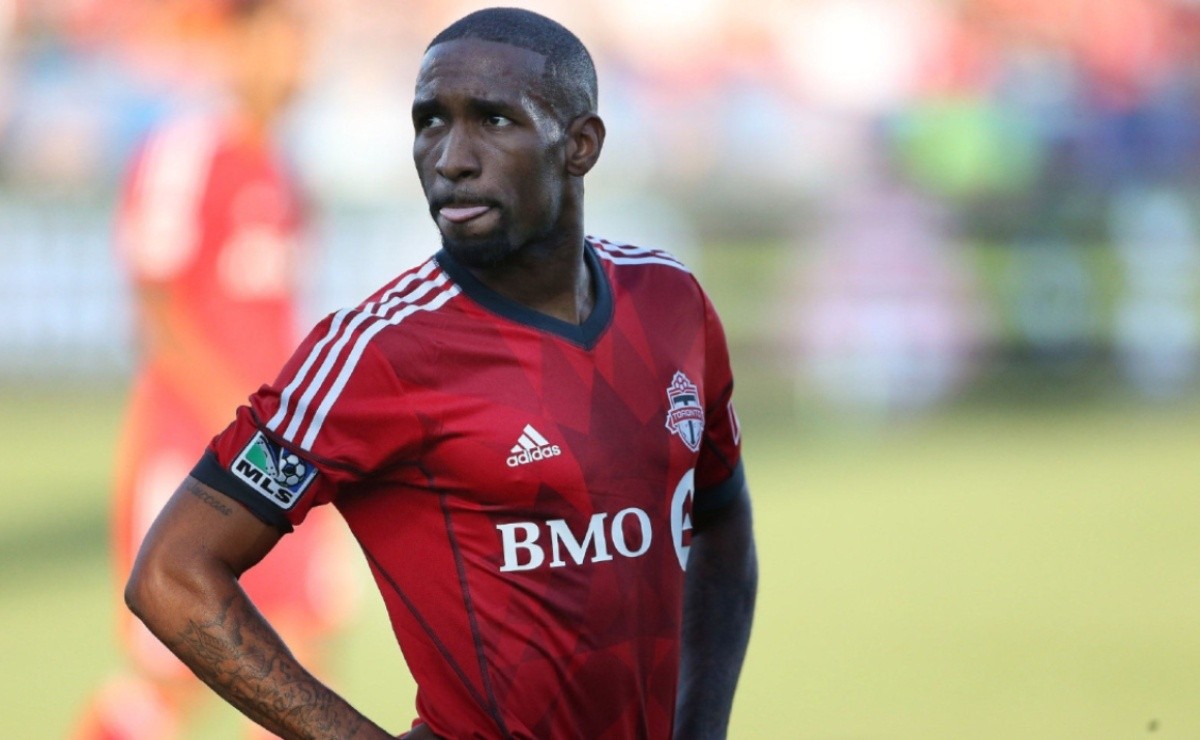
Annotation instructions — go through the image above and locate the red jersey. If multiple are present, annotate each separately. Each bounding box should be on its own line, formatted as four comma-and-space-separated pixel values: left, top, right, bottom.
195, 238, 745, 739
117, 114, 303, 384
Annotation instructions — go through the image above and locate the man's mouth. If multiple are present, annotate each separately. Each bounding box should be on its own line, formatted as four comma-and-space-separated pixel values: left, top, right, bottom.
439, 204, 492, 223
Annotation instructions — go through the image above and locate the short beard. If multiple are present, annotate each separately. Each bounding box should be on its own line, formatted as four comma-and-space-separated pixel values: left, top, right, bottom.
440, 233, 520, 270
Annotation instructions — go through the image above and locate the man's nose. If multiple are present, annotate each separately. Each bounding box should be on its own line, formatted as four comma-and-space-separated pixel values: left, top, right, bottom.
435, 125, 479, 181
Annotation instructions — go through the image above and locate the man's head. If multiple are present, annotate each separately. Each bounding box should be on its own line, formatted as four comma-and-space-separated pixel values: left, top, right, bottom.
413, 8, 605, 269
220, 0, 307, 128
427, 8, 598, 124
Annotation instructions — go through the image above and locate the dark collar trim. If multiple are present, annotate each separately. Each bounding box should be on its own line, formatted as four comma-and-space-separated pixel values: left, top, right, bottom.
434, 240, 613, 349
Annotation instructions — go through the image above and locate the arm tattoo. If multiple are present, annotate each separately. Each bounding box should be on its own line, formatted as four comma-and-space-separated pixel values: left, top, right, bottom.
185, 479, 234, 516
166, 593, 380, 739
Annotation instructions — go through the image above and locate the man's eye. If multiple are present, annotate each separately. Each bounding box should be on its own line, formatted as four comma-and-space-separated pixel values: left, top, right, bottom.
418, 115, 445, 130
485, 115, 513, 127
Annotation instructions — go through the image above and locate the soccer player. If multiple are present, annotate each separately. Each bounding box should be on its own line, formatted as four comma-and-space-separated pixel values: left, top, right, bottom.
76, 2, 355, 738
125, 7, 758, 739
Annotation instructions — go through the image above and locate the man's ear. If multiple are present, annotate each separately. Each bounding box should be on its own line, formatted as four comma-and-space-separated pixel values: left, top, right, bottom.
565, 113, 605, 177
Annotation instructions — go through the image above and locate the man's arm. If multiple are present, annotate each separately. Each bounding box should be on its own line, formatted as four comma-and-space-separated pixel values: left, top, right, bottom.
674, 483, 758, 740
125, 476, 392, 740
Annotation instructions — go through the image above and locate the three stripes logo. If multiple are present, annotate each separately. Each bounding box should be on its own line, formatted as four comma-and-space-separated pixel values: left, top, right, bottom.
264, 259, 460, 452
506, 424, 562, 468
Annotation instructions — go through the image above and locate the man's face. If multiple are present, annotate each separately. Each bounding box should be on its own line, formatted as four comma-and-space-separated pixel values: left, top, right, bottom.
412, 39, 567, 268
226, 6, 307, 123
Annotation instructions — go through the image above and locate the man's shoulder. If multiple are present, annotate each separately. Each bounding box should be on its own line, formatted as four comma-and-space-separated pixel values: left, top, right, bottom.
283, 255, 458, 401
588, 235, 693, 275
587, 235, 708, 306
315, 254, 460, 347
357, 254, 448, 306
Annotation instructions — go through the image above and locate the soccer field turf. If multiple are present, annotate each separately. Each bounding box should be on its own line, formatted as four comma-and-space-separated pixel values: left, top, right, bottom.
1, 386, 1197, 739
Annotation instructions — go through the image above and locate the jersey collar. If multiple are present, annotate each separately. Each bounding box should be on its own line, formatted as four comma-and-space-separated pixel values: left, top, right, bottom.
435, 240, 614, 349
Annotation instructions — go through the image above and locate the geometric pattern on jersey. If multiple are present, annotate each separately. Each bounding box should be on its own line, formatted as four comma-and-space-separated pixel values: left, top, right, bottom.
197, 235, 744, 739
266, 259, 460, 451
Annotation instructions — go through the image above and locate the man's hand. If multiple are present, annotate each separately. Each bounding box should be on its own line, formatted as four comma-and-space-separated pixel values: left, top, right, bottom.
126, 476, 393, 739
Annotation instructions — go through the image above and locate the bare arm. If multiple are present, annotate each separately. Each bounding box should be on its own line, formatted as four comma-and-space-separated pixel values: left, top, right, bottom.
125, 476, 392, 740
674, 484, 758, 740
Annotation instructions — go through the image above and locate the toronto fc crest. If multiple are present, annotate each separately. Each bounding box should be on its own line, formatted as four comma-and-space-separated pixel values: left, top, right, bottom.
665, 371, 704, 452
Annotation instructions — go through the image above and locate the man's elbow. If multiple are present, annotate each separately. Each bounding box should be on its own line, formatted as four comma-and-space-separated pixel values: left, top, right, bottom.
124, 553, 162, 624
124, 546, 193, 627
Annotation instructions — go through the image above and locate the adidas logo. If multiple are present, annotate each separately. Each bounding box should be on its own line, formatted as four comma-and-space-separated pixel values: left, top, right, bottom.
506, 424, 562, 468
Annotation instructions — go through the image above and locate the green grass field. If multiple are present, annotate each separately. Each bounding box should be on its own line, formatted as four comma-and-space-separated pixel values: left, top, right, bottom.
2, 386, 1198, 739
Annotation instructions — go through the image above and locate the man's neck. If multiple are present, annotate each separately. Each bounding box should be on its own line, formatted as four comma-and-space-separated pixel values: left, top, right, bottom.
469, 236, 594, 326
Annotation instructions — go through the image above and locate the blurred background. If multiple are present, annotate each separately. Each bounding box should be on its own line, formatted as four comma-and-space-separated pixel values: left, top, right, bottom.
2, 0, 1198, 737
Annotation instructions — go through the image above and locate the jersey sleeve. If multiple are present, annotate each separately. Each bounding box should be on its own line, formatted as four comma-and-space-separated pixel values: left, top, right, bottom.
190, 309, 424, 531
693, 290, 745, 515
115, 119, 215, 284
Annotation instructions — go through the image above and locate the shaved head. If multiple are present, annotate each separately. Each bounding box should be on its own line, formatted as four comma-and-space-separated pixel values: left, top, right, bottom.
427, 7, 598, 123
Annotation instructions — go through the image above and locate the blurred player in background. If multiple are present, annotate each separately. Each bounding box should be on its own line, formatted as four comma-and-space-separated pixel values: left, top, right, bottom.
74, 1, 356, 737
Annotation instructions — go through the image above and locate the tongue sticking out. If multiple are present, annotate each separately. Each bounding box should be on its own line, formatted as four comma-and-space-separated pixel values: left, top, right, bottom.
440, 205, 491, 223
